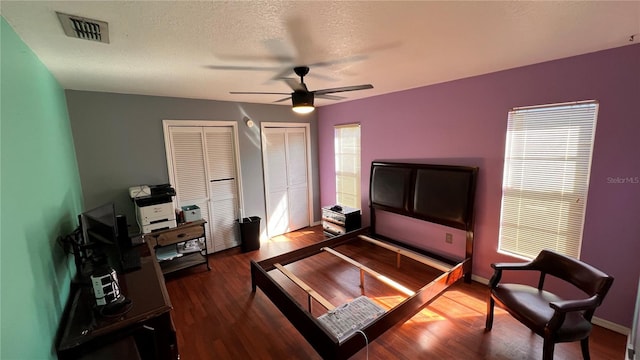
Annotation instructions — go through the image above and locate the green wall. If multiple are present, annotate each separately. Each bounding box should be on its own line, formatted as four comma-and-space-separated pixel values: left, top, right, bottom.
1, 18, 83, 359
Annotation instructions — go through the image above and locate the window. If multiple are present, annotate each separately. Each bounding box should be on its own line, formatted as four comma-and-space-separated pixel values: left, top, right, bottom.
334, 124, 361, 209
498, 101, 598, 259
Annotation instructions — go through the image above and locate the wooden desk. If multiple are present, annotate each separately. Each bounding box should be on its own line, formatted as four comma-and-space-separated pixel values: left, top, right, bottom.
57, 250, 178, 360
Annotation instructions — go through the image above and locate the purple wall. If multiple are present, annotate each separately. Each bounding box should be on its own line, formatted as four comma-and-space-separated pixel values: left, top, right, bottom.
317, 44, 640, 328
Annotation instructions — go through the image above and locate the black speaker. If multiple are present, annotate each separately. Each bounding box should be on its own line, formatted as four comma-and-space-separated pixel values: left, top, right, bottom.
116, 215, 132, 248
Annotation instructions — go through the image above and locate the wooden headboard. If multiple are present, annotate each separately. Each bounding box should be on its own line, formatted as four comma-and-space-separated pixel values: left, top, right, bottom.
369, 161, 478, 268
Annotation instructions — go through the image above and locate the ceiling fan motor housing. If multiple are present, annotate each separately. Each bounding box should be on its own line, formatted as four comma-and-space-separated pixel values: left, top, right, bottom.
292, 90, 314, 107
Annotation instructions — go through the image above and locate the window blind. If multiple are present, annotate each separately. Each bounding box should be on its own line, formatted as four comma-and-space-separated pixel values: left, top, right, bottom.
498, 101, 598, 259
335, 124, 361, 209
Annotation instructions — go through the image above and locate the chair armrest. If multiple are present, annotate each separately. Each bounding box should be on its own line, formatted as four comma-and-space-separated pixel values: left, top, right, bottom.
549, 295, 599, 313
491, 261, 535, 271
546, 295, 600, 330
489, 261, 536, 288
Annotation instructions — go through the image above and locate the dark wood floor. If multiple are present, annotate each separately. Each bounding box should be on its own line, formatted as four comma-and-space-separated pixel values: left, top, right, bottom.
164, 226, 627, 359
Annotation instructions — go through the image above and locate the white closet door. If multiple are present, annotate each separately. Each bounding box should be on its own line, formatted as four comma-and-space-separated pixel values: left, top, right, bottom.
204, 127, 240, 251
286, 128, 309, 231
168, 128, 211, 244
167, 124, 240, 253
263, 127, 310, 237
264, 129, 289, 237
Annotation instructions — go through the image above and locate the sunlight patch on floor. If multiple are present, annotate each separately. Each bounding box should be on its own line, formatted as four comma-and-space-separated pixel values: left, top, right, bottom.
268, 230, 318, 242
372, 289, 500, 326
268, 234, 292, 243
371, 295, 446, 323
412, 308, 448, 323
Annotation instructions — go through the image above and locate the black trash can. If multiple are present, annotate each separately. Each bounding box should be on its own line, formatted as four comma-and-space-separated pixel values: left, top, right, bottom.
239, 216, 261, 252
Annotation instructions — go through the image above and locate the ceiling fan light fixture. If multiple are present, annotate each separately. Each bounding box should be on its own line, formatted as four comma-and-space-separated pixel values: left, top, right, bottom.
292, 91, 315, 114
292, 105, 315, 114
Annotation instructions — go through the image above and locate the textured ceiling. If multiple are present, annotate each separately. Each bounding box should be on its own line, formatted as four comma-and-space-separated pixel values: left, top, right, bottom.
1, 1, 639, 108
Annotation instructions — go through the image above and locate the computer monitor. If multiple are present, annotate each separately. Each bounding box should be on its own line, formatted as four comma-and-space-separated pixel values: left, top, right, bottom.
78, 203, 139, 315
78, 202, 140, 275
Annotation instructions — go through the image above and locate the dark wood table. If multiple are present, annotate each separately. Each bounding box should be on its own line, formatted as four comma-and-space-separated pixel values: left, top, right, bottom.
57, 244, 177, 360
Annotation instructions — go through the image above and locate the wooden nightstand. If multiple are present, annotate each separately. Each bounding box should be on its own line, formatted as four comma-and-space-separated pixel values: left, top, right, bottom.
145, 219, 210, 275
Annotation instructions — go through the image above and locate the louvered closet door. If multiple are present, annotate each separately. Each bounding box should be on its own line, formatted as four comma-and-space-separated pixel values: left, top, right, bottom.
168, 127, 212, 245
263, 127, 309, 237
168, 125, 240, 253
204, 127, 240, 251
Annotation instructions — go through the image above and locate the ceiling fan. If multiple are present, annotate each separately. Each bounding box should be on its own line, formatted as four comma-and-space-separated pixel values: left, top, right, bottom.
230, 66, 373, 114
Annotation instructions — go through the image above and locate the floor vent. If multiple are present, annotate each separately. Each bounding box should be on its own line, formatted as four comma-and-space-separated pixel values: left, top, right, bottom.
56, 12, 109, 44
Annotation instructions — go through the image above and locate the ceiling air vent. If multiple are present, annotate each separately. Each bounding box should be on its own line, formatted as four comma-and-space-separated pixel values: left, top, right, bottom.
56, 12, 109, 44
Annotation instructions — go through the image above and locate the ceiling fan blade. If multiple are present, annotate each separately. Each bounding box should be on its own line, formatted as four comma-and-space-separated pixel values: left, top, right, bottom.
274, 97, 292, 103
285, 17, 314, 64
229, 91, 291, 95
271, 67, 296, 80
283, 78, 307, 92
316, 94, 346, 101
206, 65, 282, 71
308, 55, 368, 69
270, 56, 366, 82
313, 84, 373, 96
209, 43, 295, 64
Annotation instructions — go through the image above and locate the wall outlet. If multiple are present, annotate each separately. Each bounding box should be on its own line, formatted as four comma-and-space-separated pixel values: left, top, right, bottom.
445, 233, 453, 244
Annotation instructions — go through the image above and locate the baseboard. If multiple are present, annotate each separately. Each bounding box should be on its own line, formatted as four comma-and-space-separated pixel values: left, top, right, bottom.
471, 274, 490, 285
593, 317, 630, 335
468, 274, 630, 335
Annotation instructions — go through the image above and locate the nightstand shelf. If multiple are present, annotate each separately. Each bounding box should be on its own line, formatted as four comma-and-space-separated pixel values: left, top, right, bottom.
145, 219, 210, 275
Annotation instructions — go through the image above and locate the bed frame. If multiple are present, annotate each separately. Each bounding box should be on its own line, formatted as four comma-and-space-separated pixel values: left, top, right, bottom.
251, 161, 478, 359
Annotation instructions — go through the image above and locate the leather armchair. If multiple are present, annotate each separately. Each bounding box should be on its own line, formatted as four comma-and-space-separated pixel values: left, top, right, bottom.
485, 250, 614, 360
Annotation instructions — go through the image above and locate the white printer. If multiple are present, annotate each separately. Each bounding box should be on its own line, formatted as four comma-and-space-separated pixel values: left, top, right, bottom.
129, 184, 177, 233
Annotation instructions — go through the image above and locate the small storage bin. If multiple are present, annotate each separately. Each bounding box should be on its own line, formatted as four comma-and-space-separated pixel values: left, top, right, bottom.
181, 205, 201, 222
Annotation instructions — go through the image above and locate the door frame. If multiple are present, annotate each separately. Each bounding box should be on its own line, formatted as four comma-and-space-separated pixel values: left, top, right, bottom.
260, 122, 314, 238
162, 120, 245, 252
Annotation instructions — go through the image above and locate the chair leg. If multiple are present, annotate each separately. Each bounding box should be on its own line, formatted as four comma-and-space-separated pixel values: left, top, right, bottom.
542, 339, 555, 360
485, 296, 495, 330
580, 337, 591, 360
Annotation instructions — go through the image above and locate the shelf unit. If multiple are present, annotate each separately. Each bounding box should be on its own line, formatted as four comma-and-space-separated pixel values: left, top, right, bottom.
321, 206, 361, 237
145, 219, 210, 275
